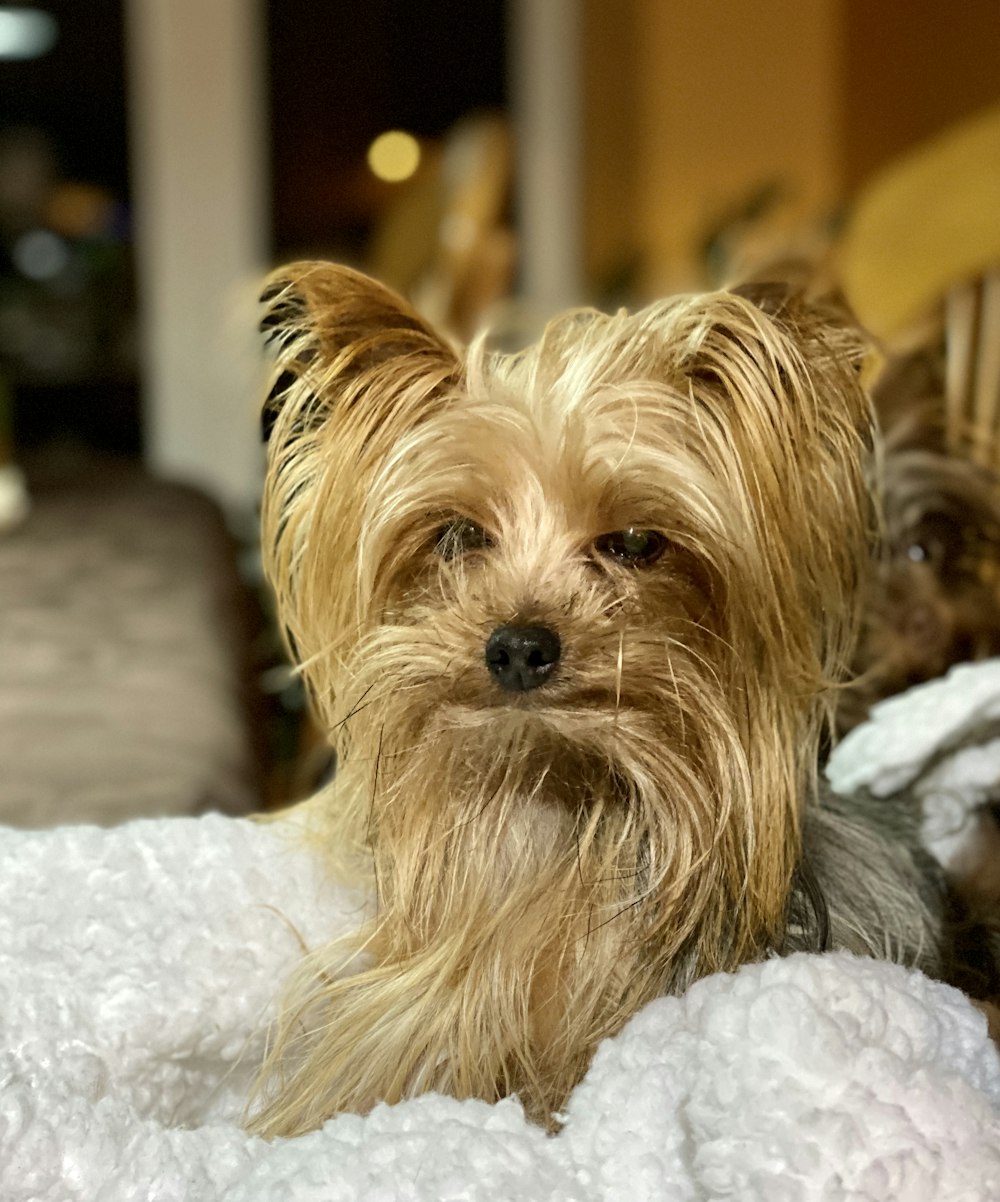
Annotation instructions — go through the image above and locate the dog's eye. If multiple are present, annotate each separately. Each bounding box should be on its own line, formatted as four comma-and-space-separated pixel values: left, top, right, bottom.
594, 527, 666, 566
901, 516, 963, 572
436, 517, 492, 560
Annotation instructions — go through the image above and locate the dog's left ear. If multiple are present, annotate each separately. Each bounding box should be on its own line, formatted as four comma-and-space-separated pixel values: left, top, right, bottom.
730, 279, 869, 376
259, 261, 460, 443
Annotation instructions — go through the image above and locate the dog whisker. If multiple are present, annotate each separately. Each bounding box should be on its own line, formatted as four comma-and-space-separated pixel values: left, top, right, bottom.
367, 725, 384, 917
330, 681, 381, 730
585, 890, 651, 936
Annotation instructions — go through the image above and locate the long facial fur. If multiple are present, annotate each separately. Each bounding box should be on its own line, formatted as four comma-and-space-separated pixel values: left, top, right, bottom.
250, 264, 887, 1135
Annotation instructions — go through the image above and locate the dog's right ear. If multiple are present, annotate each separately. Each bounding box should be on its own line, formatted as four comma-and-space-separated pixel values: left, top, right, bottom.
259, 262, 460, 443
258, 264, 462, 687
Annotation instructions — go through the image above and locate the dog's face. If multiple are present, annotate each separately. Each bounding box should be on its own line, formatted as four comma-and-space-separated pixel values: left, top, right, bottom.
255, 265, 874, 1132
842, 445, 1000, 730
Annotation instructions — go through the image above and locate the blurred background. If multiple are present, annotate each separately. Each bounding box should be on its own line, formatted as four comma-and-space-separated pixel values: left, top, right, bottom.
0, 0, 998, 825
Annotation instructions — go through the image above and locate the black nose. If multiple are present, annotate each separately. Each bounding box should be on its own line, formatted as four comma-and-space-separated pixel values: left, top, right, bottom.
484, 624, 561, 692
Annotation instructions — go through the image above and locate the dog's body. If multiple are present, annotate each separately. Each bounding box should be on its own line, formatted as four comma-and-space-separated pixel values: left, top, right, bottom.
249, 266, 964, 1137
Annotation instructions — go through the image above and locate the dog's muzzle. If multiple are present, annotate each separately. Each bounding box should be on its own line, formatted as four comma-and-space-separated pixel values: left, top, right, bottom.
484, 624, 561, 692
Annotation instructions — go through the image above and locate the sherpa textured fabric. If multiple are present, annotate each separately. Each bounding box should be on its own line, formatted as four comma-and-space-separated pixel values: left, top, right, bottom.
4, 664, 1000, 1200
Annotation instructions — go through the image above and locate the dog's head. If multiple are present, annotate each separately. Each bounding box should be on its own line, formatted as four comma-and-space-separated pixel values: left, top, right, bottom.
842, 440, 1000, 731
260, 264, 873, 950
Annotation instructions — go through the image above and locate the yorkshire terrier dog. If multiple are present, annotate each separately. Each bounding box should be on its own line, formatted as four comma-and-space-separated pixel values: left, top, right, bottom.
839, 348, 1000, 732
249, 264, 956, 1137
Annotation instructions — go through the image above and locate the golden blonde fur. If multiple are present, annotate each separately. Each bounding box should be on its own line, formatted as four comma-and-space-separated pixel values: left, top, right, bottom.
249, 264, 882, 1136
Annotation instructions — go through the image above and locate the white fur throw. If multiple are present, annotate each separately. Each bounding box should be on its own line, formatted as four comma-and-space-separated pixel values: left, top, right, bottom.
4, 664, 1000, 1199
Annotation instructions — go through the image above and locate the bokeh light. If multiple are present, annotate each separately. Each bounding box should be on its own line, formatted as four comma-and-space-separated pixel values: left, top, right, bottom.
366, 130, 421, 183
0, 8, 57, 60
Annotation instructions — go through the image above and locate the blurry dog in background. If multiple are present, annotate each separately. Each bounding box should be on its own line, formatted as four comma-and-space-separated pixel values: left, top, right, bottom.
840, 345, 1000, 733
248, 265, 966, 1137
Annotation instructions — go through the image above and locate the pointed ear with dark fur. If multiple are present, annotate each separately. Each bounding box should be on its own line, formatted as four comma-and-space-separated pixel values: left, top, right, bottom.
259, 262, 460, 442
730, 278, 870, 376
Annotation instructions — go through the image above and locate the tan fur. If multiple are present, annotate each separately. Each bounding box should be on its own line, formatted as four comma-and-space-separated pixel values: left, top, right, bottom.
249, 264, 874, 1135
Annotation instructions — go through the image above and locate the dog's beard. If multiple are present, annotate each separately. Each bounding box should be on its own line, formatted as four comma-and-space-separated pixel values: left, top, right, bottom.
249, 611, 807, 1135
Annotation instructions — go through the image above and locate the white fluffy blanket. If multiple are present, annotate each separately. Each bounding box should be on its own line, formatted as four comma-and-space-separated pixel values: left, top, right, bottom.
5, 665, 1000, 1200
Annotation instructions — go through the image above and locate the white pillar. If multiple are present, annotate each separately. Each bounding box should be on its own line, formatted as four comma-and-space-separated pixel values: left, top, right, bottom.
125, 0, 268, 517
508, 0, 584, 316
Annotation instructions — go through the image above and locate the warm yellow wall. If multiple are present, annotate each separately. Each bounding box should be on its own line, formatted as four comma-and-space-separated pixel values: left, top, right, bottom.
581, 0, 1000, 302
631, 0, 842, 294
842, 0, 1000, 192
581, 1, 641, 296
